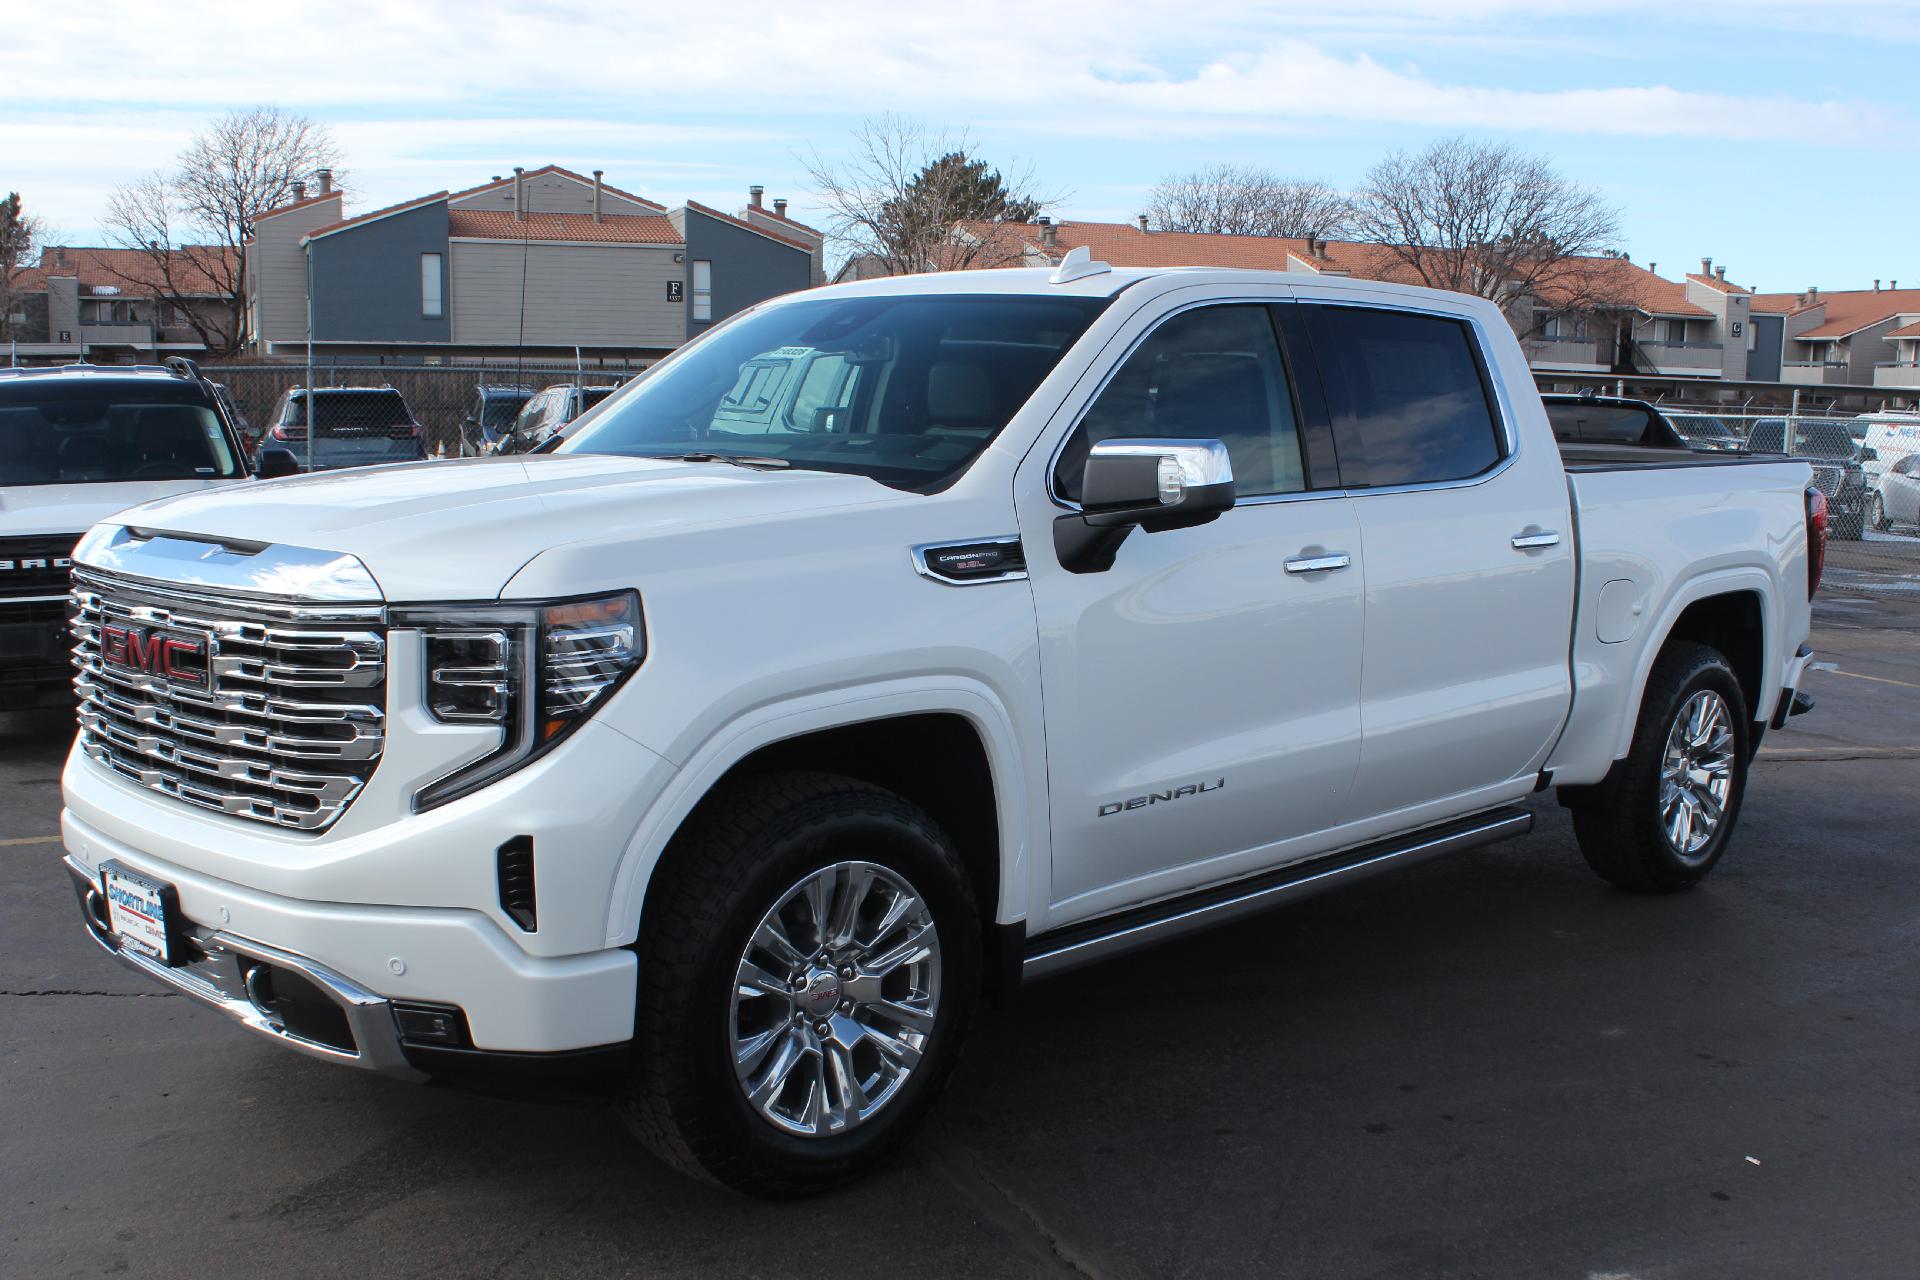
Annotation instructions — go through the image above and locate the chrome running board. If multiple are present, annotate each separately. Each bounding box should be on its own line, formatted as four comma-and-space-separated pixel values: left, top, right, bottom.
1023, 806, 1533, 980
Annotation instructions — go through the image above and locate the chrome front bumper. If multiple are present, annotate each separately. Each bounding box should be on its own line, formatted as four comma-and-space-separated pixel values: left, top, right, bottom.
66, 856, 426, 1081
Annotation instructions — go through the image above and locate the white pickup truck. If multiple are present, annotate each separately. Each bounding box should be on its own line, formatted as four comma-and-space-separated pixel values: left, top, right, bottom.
61, 258, 1823, 1194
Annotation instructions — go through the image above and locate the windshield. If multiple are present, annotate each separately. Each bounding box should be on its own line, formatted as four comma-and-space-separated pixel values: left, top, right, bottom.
480, 392, 530, 429
556, 294, 1109, 487
0, 392, 242, 486
283, 390, 415, 433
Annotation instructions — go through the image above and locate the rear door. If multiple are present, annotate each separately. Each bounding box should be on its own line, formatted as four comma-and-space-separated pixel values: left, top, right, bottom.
1300, 300, 1576, 822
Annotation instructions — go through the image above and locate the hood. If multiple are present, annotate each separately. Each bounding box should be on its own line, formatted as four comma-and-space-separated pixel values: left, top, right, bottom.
0, 478, 237, 541
108, 455, 903, 600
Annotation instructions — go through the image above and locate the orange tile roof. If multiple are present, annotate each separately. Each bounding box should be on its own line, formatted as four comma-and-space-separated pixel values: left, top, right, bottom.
14, 245, 236, 298
1749, 293, 1799, 315
1686, 272, 1749, 295
1775, 289, 1920, 339
959, 219, 1706, 315
684, 200, 815, 251
1889, 319, 1920, 339
446, 209, 682, 245
253, 190, 346, 222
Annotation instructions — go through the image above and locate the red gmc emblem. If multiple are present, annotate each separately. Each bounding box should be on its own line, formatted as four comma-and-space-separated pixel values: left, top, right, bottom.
101, 625, 210, 688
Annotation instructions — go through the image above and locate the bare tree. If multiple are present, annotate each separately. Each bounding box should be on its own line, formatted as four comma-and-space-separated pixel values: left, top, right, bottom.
101, 107, 342, 356
804, 115, 1059, 276
1144, 165, 1355, 240
1350, 137, 1624, 332
0, 191, 43, 342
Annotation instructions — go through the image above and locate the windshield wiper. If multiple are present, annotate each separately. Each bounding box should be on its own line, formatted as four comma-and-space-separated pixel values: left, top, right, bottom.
650, 451, 791, 469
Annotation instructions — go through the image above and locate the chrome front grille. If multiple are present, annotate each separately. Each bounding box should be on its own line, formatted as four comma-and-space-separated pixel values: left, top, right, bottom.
71, 567, 386, 832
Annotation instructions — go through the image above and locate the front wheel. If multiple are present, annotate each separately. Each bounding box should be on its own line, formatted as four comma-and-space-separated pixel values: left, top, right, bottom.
1869, 491, 1889, 532
621, 772, 980, 1195
1568, 642, 1751, 892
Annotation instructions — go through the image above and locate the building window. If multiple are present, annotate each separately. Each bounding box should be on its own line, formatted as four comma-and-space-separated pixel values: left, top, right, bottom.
421, 253, 444, 318
692, 260, 713, 322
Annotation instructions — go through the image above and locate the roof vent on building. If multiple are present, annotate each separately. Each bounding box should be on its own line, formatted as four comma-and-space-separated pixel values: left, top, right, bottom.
1874, 279, 1882, 292
592, 168, 604, 223
1701, 256, 1712, 278
54, 246, 67, 269
291, 180, 306, 201
1716, 266, 1726, 281
1648, 262, 1657, 275
774, 197, 788, 218
513, 166, 526, 221
1138, 214, 1149, 232
749, 185, 765, 210
316, 168, 333, 195
1809, 286, 1819, 300
1037, 216, 1057, 251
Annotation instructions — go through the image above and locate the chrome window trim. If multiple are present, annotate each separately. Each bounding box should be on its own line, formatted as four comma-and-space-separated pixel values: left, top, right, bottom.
911, 536, 1029, 587
1042, 293, 1310, 512
1042, 291, 1526, 513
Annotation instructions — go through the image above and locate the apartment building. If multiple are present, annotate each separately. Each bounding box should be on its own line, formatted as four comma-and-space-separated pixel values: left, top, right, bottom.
4, 244, 236, 362
1749, 283, 1920, 393
246, 166, 821, 362
940, 218, 1756, 381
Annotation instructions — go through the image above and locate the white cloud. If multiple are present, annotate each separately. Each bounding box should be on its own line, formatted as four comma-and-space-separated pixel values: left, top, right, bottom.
0, 0, 1906, 236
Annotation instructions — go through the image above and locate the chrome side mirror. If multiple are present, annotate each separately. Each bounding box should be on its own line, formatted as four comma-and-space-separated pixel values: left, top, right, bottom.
1055, 437, 1236, 574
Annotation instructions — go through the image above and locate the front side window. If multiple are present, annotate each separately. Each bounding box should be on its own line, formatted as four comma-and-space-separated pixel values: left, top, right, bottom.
558, 294, 1108, 489
421, 253, 444, 318
0, 391, 242, 485
1055, 305, 1304, 502
1307, 305, 1505, 488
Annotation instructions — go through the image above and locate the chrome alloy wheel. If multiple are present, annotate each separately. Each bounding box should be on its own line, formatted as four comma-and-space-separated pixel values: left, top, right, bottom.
1660, 689, 1736, 860
729, 861, 942, 1137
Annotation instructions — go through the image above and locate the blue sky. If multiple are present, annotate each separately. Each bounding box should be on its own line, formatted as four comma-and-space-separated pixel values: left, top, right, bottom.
3, 0, 1913, 292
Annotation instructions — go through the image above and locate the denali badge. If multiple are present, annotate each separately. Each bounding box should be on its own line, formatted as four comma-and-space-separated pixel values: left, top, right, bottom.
1099, 777, 1225, 817
100, 624, 211, 689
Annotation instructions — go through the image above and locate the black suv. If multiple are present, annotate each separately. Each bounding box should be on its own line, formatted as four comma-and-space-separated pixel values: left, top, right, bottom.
0, 359, 252, 709
1748, 417, 1875, 540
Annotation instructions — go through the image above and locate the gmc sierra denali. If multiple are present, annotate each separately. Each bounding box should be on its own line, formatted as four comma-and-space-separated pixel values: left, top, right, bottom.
61, 256, 1822, 1194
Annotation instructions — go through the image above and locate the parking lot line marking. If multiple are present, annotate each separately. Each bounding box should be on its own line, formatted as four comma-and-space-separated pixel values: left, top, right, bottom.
0, 835, 61, 848
1817, 667, 1920, 691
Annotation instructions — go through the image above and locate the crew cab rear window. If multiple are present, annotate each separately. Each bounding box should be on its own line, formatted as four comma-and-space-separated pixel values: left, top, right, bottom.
1306, 306, 1505, 487
1546, 401, 1674, 446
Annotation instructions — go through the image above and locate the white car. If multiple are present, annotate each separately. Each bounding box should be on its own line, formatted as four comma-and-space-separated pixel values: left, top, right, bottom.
0, 361, 254, 710
60, 258, 1820, 1193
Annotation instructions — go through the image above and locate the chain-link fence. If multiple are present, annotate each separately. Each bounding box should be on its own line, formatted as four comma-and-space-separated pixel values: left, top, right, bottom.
200, 362, 641, 463
1656, 407, 1920, 598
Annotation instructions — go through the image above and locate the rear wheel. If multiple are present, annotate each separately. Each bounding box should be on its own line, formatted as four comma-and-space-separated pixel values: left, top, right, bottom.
621, 772, 980, 1196
1568, 643, 1751, 892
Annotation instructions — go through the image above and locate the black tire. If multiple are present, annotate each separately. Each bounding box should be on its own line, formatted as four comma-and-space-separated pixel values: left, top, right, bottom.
1568, 642, 1751, 892
1834, 505, 1865, 541
621, 771, 980, 1196
1869, 491, 1889, 533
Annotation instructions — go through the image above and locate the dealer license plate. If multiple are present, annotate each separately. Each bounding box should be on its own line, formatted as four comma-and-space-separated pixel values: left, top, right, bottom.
99, 861, 175, 964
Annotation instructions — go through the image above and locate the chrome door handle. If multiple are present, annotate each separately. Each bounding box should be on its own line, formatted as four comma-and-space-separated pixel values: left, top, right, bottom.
1511, 531, 1561, 550
1284, 552, 1352, 574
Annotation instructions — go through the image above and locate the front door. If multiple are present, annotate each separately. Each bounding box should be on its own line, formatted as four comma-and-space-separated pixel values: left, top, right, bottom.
1020, 301, 1367, 925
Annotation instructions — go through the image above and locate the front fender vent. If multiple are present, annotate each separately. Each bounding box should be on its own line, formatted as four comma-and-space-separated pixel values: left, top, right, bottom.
497, 835, 537, 932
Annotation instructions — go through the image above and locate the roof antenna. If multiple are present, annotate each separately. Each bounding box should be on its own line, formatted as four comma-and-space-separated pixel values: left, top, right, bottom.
1049, 244, 1111, 285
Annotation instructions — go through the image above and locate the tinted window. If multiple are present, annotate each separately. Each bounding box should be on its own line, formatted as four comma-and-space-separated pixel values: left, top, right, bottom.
1309, 306, 1504, 487
561, 295, 1107, 489
1748, 420, 1785, 452
285, 389, 414, 433
0, 391, 241, 486
1054, 305, 1304, 502
1547, 401, 1673, 445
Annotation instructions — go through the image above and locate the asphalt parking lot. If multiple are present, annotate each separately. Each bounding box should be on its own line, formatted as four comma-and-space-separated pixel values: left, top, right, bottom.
4, 594, 1917, 1280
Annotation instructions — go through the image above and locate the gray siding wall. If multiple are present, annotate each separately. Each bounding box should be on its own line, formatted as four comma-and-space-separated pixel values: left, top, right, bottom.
450, 175, 656, 217
310, 202, 451, 344
1749, 314, 1783, 381
1845, 316, 1900, 384
46, 278, 78, 343
248, 195, 343, 349
681, 208, 813, 338
448, 241, 684, 348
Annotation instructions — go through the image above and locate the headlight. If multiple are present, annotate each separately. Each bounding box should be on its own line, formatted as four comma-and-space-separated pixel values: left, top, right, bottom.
395, 591, 645, 810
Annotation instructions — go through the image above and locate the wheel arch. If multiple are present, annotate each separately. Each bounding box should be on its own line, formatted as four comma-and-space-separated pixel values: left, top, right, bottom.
603, 683, 1035, 952
1610, 571, 1776, 764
